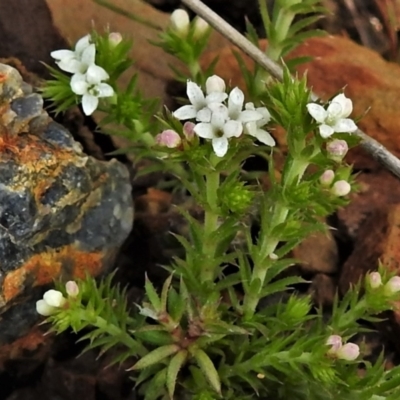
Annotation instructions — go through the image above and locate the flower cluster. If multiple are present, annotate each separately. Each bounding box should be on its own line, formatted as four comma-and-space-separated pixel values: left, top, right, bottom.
51, 34, 114, 116
307, 94, 358, 138
36, 281, 79, 316
326, 335, 360, 361
368, 272, 400, 295
172, 75, 275, 157
319, 169, 351, 197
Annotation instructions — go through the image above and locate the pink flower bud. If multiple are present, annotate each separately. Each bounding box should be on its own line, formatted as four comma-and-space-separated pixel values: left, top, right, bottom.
336, 343, 360, 361
332, 180, 351, 196
326, 139, 348, 162
320, 170, 335, 186
170, 9, 190, 36
384, 276, 400, 295
193, 17, 209, 39
108, 32, 122, 47
183, 122, 196, 141
155, 130, 182, 148
368, 272, 382, 289
326, 335, 342, 353
66, 281, 79, 297
205, 75, 226, 94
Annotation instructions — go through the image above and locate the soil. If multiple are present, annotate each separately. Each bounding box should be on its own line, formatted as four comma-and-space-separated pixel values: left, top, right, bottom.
0, 0, 399, 399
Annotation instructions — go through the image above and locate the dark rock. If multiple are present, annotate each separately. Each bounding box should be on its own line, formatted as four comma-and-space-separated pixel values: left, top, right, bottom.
0, 63, 134, 360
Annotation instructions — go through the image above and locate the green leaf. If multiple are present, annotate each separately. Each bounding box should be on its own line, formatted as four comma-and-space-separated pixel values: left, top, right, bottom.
167, 350, 188, 398
191, 348, 222, 395
145, 275, 161, 312
128, 344, 180, 371
161, 274, 174, 313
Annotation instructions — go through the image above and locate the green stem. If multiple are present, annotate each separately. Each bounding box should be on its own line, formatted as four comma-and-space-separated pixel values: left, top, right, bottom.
243, 156, 309, 318
80, 311, 147, 357
200, 167, 220, 283
265, 2, 299, 62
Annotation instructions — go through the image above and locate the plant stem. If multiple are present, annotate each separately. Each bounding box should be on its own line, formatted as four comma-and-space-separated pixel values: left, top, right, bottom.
200, 166, 220, 283
243, 156, 309, 318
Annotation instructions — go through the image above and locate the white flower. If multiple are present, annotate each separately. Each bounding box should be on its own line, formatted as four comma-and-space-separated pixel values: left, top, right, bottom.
36, 289, 66, 316
36, 299, 56, 316
173, 78, 228, 122
170, 9, 190, 36
43, 289, 66, 307
307, 93, 358, 138
243, 102, 275, 146
70, 65, 114, 116
194, 103, 242, 157
51, 34, 95, 74
193, 17, 209, 39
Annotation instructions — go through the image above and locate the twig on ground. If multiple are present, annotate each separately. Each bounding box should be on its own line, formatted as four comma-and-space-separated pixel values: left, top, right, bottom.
181, 0, 400, 179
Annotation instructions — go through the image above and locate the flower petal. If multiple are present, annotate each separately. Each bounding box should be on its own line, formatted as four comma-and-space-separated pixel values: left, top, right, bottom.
331, 94, 353, 117
51, 49, 75, 61
80, 44, 96, 67
206, 92, 227, 104
238, 110, 263, 123
75, 34, 92, 54
194, 122, 215, 139
228, 87, 244, 119
97, 83, 114, 98
223, 120, 242, 138
326, 101, 343, 121
332, 118, 358, 133
256, 129, 275, 146
210, 107, 227, 131
36, 299, 56, 316
82, 94, 99, 115
70, 74, 89, 95
173, 105, 197, 120
86, 64, 109, 84
43, 289, 66, 307
196, 107, 211, 123
212, 137, 228, 157
186, 81, 205, 109
306, 103, 327, 123
57, 59, 83, 74
205, 75, 225, 94
319, 124, 335, 138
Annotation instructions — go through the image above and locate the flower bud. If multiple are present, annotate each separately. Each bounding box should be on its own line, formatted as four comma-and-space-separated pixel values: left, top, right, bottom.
183, 121, 196, 141
36, 299, 56, 316
205, 75, 226, 95
368, 271, 382, 289
170, 9, 190, 36
66, 281, 79, 297
326, 335, 342, 353
193, 17, 209, 39
320, 170, 335, 186
384, 276, 400, 295
43, 289, 66, 308
326, 139, 348, 162
155, 130, 182, 148
108, 32, 122, 47
336, 343, 360, 361
331, 180, 351, 196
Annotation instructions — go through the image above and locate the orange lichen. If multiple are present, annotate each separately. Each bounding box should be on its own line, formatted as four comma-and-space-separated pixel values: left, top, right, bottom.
2, 246, 104, 302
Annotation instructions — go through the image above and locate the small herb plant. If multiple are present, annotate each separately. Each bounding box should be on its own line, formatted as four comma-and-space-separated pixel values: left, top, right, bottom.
38, 1, 400, 399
